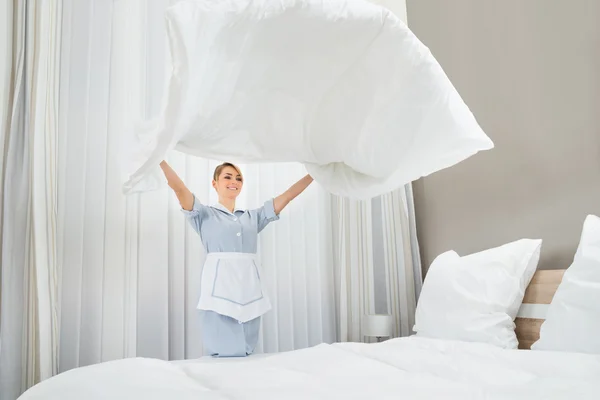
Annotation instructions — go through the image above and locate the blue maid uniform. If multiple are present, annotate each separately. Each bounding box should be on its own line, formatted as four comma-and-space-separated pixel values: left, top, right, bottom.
181, 195, 279, 357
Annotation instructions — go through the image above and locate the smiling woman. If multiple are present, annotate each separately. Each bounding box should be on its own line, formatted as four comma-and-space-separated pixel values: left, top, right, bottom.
158, 160, 313, 357
210, 163, 244, 212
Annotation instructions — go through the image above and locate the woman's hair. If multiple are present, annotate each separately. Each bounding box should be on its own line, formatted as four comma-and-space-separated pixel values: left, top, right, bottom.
213, 162, 243, 181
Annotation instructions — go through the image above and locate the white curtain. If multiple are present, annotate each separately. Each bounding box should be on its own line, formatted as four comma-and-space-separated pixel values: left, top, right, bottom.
56, 0, 336, 374
332, 186, 422, 342
0, 1, 62, 399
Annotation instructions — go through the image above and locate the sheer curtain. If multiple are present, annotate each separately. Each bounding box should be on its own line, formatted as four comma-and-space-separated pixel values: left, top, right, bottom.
332, 186, 422, 342
56, 0, 336, 374
0, 1, 62, 399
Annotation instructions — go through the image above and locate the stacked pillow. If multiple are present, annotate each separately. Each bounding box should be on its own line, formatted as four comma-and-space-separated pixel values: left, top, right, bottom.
414, 238, 542, 349
415, 215, 600, 355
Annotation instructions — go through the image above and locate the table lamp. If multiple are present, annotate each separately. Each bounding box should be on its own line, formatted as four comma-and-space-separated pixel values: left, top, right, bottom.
362, 314, 393, 342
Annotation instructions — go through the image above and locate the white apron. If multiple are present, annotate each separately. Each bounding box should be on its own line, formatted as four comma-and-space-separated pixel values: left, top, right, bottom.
197, 252, 271, 323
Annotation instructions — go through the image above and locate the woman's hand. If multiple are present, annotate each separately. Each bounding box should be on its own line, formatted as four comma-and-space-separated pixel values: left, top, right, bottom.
273, 174, 314, 215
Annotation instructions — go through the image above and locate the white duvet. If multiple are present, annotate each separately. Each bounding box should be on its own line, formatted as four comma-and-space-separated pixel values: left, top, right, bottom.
122, 0, 493, 199
19, 337, 600, 399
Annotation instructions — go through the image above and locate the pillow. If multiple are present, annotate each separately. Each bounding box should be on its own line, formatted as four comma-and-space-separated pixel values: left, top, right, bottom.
414, 238, 542, 349
122, 0, 493, 199
531, 215, 600, 354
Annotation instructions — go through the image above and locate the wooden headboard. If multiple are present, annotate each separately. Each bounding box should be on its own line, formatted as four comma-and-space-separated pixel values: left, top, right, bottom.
515, 269, 565, 349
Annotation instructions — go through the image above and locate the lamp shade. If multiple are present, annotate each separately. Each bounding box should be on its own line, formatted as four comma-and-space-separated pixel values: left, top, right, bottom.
362, 314, 393, 337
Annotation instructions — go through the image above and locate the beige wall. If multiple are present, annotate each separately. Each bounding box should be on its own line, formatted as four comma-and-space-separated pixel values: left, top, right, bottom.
406, 0, 600, 273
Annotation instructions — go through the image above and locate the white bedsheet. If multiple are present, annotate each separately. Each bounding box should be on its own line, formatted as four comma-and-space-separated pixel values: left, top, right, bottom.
19, 337, 600, 399
122, 0, 493, 199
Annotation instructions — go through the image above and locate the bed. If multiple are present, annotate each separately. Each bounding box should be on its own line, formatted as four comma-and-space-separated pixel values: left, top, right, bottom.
514, 269, 565, 349
18, 268, 600, 400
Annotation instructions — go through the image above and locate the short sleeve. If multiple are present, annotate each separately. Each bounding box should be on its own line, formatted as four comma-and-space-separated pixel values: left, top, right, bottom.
180, 194, 209, 235
254, 198, 280, 233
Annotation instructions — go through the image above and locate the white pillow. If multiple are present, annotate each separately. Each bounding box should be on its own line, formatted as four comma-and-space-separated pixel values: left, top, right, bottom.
531, 215, 600, 354
414, 238, 542, 349
122, 0, 493, 199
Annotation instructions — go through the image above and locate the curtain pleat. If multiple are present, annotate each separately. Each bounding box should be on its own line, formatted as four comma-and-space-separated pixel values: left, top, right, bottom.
101, 0, 130, 363
30, 0, 62, 382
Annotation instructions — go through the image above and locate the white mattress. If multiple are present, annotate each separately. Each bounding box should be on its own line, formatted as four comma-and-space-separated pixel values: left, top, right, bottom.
19, 337, 600, 399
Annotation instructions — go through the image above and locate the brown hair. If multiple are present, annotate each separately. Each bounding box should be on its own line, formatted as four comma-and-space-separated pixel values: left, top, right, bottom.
213, 162, 243, 181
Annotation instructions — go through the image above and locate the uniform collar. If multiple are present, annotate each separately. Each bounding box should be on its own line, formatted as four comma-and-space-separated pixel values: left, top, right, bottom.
210, 202, 245, 215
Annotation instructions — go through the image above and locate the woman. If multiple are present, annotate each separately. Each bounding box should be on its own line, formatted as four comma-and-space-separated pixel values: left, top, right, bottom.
160, 160, 313, 357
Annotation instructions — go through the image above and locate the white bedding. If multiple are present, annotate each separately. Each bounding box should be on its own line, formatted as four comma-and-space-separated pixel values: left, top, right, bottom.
19, 337, 600, 399
122, 0, 493, 199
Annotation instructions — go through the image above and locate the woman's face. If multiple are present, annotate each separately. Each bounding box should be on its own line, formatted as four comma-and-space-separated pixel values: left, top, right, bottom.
213, 166, 243, 200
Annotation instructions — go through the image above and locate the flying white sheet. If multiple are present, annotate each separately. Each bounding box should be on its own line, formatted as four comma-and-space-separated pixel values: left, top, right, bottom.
122, 0, 493, 199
